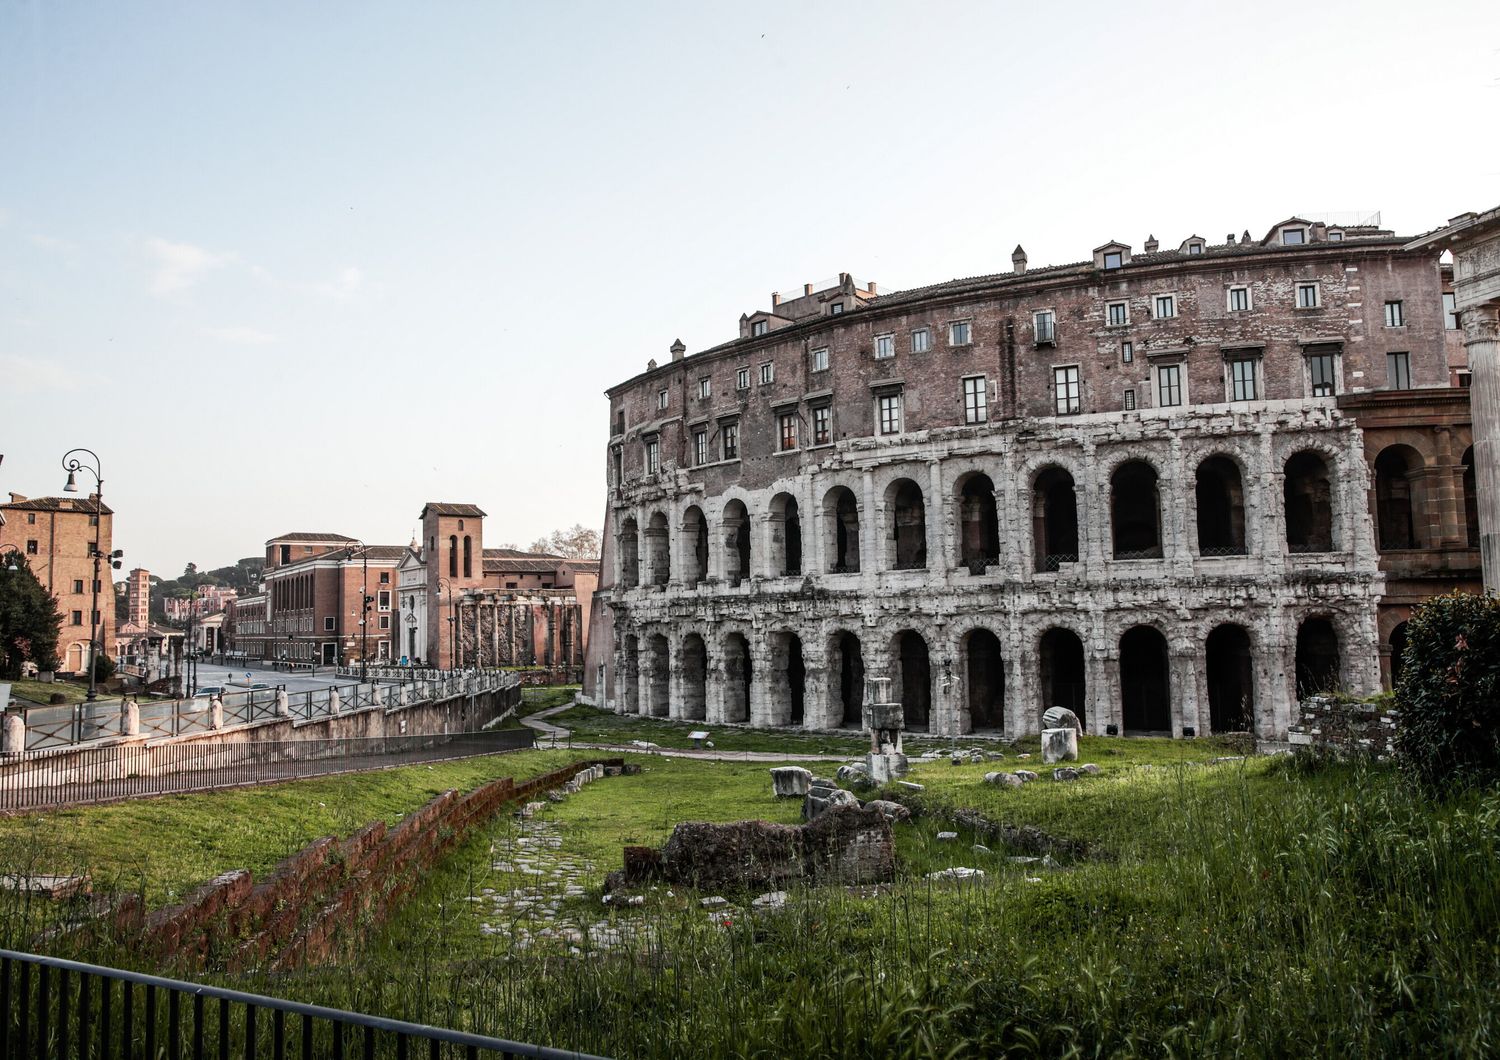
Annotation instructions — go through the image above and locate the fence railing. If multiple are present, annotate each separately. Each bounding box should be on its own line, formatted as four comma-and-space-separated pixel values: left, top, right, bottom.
0, 729, 536, 812
15, 671, 516, 753
0, 948, 605, 1060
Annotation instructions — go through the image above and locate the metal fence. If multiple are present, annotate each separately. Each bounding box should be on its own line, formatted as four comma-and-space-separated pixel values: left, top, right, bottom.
0, 729, 535, 812
0, 948, 606, 1060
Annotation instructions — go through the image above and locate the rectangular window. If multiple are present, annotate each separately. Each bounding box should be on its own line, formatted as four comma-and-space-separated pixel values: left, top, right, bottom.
1230, 358, 1259, 401
379, 615, 391, 630
911, 327, 931, 353
1053, 366, 1081, 415
963, 376, 988, 424
73, 579, 84, 594
874, 334, 895, 359
1106, 301, 1129, 326
829, 301, 844, 315
693, 428, 709, 466
657, 389, 669, 410
698, 377, 711, 398
1443, 292, 1458, 330
645, 438, 660, 474
1384, 300, 1405, 327
379, 572, 390, 583
751, 319, 768, 337
1459, 371, 1473, 388
1156, 363, 1183, 407
722, 422, 739, 460
1387, 351, 1412, 390
1121, 340, 1134, 363
1034, 310, 1056, 344
378, 590, 391, 611
1103, 251, 1123, 269
949, 320, 971, 346
1296, 283, 1320, 308
878, 392, 903, 434
26, 513, 35, 524
736, 367, 750, 390
1228, 287, 1250, 312
1154, 294, 1177, 319
811, 347, 829, 372
1282, 228, 1306, 245
1123, 388, 1137, 411
611, 448, 623, 485
1308, 353, 1337, 396
325, 616, 335, 631
25, 540, 37, 555
778, 411, 798, 451
812, 405, 831, 445
759, 362, 774, 385
72, 610, 83, 625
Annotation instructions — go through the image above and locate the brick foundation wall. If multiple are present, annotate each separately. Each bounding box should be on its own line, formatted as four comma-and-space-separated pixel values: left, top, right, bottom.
1287, 695, 1397, 758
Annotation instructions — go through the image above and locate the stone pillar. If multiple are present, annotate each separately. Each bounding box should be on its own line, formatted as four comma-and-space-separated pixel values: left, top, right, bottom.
861, 468, 879, 573
998, 449, 1023, 579
1466, 304, 1500, 592
928, 458, 949, 579
748, 636, 774, 727
801, 639, 829, 730
276, 688, 290, 717
1169, 634, 1197, 737
1428, 426, 1464, 548
1165, 434, 1188, 564
3, 712, 26, 756
122, 698, 140, 737
1080, 438, 1105, 575
1003, 618, 1028, 739
329, 688, 341, 715
704, 646, 727, 724
210, 697, 225, 730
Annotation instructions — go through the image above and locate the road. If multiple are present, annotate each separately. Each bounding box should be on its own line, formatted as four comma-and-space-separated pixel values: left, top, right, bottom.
187, 663, 361, 696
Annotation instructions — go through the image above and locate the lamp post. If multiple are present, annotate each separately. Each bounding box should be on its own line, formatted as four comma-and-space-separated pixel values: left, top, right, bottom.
1, 544, 19, 571
437, 576, 455, 669
344, 543, 373, 683
62, 448, 120, 701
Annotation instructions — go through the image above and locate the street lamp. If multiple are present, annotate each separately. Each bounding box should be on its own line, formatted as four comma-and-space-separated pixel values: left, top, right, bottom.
437, 576, 456, 669
62, 448, 121, 701
0, 544, 20, 572
343, 543, 374, 682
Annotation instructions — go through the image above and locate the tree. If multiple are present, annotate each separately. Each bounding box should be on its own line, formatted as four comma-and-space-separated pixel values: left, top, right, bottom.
528, 524, 601, 559
0, 556, 62, 678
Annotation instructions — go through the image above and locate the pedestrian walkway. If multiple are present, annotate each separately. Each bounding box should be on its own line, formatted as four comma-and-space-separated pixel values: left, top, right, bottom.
520, 702, 851, 763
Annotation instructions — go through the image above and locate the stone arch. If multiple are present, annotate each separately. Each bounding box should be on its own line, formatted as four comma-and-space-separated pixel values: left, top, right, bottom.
680, 632, 707, 721
954, 471, 1001, 573
1205, 623, 1255, 733
1037, 626, 1086, 727
886, 479, 928, 570
722, 499, 751, 587
1284, 450, 1336, 552
1032, 465, 1080, 572
769, 630, 806, 726
769, 492, 803, 577
618, 516, 640, 589
1463, 446, 1479, 548
681, 505, 709, 587
1295, 616, 1341, 697
1120, 624, 1171, 733
1111, 459, 1163, 559
646, 510, 671, 586
828, 630, 865, 727
647, 632, 670, 717
1196, 454, 1247, 555
823, 485, 862, 573
962, 627, 1005, 731
722, 631, 752, 722
1374, 444, 1423, 551
891, 629, 932, 731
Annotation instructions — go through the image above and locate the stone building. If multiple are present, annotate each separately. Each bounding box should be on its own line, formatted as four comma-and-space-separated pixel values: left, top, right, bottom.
0, 491, 117, 675
584, 217, 1479, 739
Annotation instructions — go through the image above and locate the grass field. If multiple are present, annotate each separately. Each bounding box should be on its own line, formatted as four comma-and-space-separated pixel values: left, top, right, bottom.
7, 678, 92, 705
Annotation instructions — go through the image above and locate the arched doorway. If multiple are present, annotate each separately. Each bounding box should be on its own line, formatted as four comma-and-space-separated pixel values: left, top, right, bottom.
1112, 460, 1162, 558
1120, 625, 1170, 733
723, 632, 751, 722
768, 631, 806, 726
893, 630, 931, 730
1295, 618, 1341, 697
682, 506, 708, 587
957, 473, 1000, 573
887, 480, 927, 570
1374, 445, 1422, 550
965, 629, 1005, 731
1196, 456, 1246, 555
723, 501, 751, 587
1032, 467, 1079, 572
830, 631, 864, 727
1038, 627, 1086, 726
1205, 624, 1254, 733
681, 633, 707, 721
1285, 451, 1335, 552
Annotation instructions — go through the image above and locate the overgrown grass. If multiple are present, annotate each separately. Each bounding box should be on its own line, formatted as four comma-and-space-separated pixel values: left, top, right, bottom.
8, 678, 91, 705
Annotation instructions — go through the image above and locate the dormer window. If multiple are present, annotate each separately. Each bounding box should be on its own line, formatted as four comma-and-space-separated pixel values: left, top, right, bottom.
1327, 230, 1344, 242
829, 302, 844, 315
1282, 227, 1307, 246
751, 320, 768, 337
1187, 242, 1203, 255
1103, 251, 1123, 269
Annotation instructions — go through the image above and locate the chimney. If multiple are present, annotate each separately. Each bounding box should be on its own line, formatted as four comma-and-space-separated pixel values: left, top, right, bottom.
8, 493, 25, 503
771, 292, 781, 308
803, 283, 813, 296
647, 358, 658, 372
1227, 233, 1236, 245
670, 338, 686, 362
1241, 230, 1252, 245
1012, 245, 1028, 274
1144, 234, 1159, 253
868, 281, 877, 294
1311, 222, 1328, 242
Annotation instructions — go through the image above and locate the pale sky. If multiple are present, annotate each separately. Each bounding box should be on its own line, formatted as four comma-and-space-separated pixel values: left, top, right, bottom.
2, 0, 1497, 579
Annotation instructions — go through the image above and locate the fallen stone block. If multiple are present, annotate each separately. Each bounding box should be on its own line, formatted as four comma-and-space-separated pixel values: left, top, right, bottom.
770, 766, 813, 798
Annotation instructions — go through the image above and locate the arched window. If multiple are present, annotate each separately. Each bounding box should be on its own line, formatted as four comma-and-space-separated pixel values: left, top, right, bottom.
1111, 460, 1162, 559
723, 501, 751, 586
618, 518, 640, 589
449, 535, 458, 578
1374, 445, 1422, 550
824, 487, 861, 573
957, 473, 1000, 573
1038, 627, 1086, 725
1285, 451, 1335, 552
646, 512, 671, 586
1196, 456, 1246, 555
1120, 625, 1171, 732
1032, 467, 1079, 572
770, 493, 802, 576
964, 628, 1005, 730
1206, 624, 1254, 732
892, 629, 932, 730
830, 630, 864, 727
887, 479, 927, 570
682, 506, 708, 587
462, 535, 472, 579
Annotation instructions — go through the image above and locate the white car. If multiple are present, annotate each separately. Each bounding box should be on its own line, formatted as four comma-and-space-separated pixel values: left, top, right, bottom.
192, 685, 227, 699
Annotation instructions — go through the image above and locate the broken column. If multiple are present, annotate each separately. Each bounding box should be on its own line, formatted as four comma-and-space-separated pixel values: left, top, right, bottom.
865, 677, 909, 783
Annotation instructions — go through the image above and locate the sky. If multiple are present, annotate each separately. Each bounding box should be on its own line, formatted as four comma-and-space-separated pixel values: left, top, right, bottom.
2, 0, 1498, 580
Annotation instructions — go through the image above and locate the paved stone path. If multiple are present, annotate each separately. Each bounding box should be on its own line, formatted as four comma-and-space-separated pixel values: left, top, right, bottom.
519, 702, 852, 763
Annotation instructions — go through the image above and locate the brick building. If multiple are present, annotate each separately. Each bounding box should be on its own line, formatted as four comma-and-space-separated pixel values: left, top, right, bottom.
0, 492, 117, 675
124, 567, 150, 627
163, 585, 237, 622
584, 215, 1479, 739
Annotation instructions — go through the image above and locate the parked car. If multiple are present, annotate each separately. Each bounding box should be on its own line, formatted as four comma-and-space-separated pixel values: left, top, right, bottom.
192, 685, 226, 699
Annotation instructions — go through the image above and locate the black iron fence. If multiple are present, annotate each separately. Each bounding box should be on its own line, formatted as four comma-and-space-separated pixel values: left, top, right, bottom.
0, 948, 606, 1059
0, 729, 535, 812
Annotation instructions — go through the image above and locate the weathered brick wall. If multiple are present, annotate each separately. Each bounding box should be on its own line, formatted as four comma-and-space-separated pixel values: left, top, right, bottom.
1287, 694, 1397, 758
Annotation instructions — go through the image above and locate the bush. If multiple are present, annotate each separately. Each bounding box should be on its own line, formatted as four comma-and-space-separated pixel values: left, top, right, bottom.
90, 653, 115, 683
1394, 591, 1500, 792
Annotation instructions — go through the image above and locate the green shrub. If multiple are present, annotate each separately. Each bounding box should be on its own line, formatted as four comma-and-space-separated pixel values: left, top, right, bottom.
1394, 591, 1500, 792
91, 653, 116, 682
